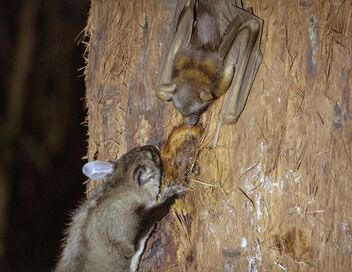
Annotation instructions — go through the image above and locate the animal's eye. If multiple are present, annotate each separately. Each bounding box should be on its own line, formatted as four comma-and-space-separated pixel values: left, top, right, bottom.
134, 166, 148, 187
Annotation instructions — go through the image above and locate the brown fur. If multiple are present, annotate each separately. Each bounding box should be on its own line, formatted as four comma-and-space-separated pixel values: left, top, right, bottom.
173, 51, 229, 100
157, 0, 263, 131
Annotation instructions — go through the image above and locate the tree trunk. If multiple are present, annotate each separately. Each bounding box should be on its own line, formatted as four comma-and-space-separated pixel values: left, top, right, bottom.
84, 1, 352, 271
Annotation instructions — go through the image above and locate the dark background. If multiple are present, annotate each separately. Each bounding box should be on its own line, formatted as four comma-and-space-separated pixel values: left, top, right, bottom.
0, 1, 89, 271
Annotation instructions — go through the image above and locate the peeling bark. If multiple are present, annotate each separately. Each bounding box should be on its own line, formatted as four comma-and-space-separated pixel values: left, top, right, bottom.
85, 1, 352, 271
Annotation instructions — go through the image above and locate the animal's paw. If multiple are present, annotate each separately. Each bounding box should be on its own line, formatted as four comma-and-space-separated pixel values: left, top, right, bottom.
156, 83, 176, 101
222, 113, 238, 125
160, 184, 187, 200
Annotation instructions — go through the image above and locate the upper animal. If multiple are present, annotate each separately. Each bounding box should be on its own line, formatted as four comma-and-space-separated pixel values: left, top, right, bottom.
157, 0, 263, 128
54, 145, 185, 272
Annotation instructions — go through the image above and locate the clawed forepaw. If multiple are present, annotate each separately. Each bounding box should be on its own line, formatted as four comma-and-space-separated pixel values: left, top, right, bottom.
159, 184, 187, 200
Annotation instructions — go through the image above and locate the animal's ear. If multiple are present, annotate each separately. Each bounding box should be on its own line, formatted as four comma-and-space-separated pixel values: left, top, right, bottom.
200, 90, 213, 102
157, 83, 177, 101
82, 161, 115, 180
134, 166, 150, 187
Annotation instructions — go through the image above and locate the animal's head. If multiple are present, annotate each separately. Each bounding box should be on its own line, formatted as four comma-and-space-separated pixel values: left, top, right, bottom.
82, 145, 162, 198
157, 82, 213, 126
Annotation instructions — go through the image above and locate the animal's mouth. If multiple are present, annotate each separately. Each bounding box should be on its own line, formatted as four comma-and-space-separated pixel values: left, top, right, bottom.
148, 184, 161, 199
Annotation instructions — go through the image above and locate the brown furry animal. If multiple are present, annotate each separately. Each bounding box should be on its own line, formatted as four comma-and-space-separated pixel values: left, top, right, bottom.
54, 145, 185, 272
157, 0, 263, 146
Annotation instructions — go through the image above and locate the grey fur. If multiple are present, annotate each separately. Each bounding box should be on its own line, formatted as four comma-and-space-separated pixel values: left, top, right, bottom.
54, 145, 185, 272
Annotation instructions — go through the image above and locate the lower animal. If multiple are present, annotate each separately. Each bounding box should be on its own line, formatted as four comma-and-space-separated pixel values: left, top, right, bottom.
54, 145, 186, 272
